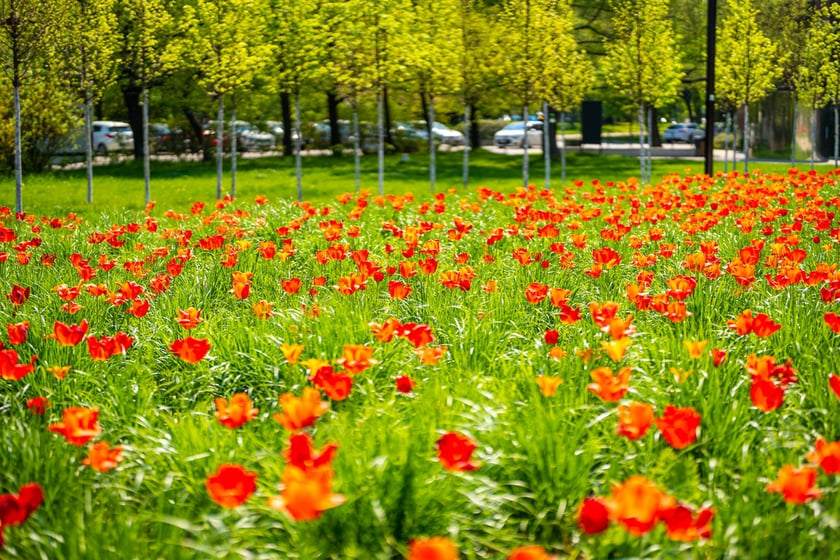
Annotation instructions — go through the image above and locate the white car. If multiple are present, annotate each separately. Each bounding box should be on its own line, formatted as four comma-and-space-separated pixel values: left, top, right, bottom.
92, 121, 133, 155
663, 123, 704, 143
232, 121, 276, 151
493, 121, 544, 148
411, 121, 465, 145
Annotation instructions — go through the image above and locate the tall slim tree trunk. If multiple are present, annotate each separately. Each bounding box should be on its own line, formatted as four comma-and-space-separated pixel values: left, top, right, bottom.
462, 103, 470, 190
560, 110, 567, 185
429, 96, 436, 193
230, 93, 238, 198
377, 89, 384, 195
383, 87, 394, 147
353, 102, 361, 192
469, 103, 480, 150
810, 100, 816, 171
522, 105, 530, 189
543, 101, 550, 190
294, 92, 303, 202
216, 95, 224, 200
834, 103, 839, 168
743, 102, 750, 174
122, 84, 143, 159
723, 112, 730, 174
327, 90, 341, 155
637, 103, 645, 184
792, 99, 798, 167
647, 107, 653, 184
84, 92, 94, 204
281, 91, 293, 157
142, 85, 151, 205
14, 83, 22, 214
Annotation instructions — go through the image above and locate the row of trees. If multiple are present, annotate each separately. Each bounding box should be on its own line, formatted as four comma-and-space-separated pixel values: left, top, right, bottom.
2, 0, 840, 212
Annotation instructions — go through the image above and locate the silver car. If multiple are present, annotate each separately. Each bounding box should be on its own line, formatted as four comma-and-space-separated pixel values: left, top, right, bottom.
663, 123, 704, 143
493, 121, 544, 148
92, 121, 133, 155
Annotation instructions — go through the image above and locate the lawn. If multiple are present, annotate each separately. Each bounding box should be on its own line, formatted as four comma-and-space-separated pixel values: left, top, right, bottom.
0, 155, 839, 559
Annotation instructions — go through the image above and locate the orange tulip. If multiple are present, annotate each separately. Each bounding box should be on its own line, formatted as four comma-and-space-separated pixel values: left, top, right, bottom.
682, 340, 707, 359
604, 475, 675, 536
407, 537, 458, 560
48, 406, 101, 446
0, 349, 37, 380
750, 377, 785, 412
825, 312, 840, 334
388, 281, 412, 299
51, 319, 89, 346
660, 505, 714, 541
616, 402, 654, 440
284, 433, 338, 471
536, 375, 563, 397
274, 388, 329, 431
655, 405, 700, 449
46, 365, 71, 380
311, 365, 353, 401
577, 497, 610, 535
267, 464, 345, 521
414, 346, 447, 365
83, 441, 123, 472
830, 374, 840, 400
396, 375, 417, 393
600, 337, 632, 362
279, 343, 305, 364
215, 393, 259, 428
206, 464, 257, 508
175, 307, 202, 330
767, 465, 821, 504
508, 545, 555, 560
6, 322, 29, 345
170, 336, 211, 363
335, 344, 378, 374
806, 438, 840, 475
587, 366, 631, 402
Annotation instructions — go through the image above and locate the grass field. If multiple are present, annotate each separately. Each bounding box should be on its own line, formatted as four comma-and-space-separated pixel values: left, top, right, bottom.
0, 149, 822, 216
0, 153, 839, 559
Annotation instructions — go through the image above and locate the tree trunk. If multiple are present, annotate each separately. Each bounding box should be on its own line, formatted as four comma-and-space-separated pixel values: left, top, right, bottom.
469, 104, 480, 149
543, 100, 550, 190
85, 92, 93, 204
420, 90, 431, 141
353, 103, 360, 192
810, 100, 816, 171
14, 83, 22, 214
281, 91, 293, 156
122, 84, 143, 160
791, 100, 798, 167
383, 86, 394, 146
216, 95, 224, 200
723, 111, 730, 174
647, 106, 653, 183
834, 103, 838, 168
429, 96, 436, 194
637, 103, 645, 184
142, 85, 151, 205
560, 110, 567, 185
294, 92, 303, 202
743, 102, 750, 174
377, 89, 384, 195
522, 105, 529, 189
230, 92, 237, 198
462, 103, 470, 190
327, 90, 341, 155
182, 106, 210, 162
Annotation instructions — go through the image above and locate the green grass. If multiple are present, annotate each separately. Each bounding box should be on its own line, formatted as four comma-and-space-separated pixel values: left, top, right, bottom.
1, 158, 839, 559
1, 149, 821, 217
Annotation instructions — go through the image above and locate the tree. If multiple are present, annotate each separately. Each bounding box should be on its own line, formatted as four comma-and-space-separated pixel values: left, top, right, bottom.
602, 0, 682, 186
716, 0, 779, 173
62, 0, 118, 204
0, 0, 67, 213
406, 0, 462, 193
535, 0, 593, 187
115, 0, 177, 205
821, 2, 840, 168
500, 0, 550, 188
267, 0, 325, 201
179, 0, 270, 200
794, 5, 830, 170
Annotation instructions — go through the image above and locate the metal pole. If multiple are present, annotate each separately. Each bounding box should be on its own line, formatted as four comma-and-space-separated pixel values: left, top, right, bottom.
704, 0, 717, 176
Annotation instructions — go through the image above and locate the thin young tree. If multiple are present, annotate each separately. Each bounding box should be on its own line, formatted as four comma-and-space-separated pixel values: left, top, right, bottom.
716, 0, 779, 174
602, 0, 682, 186
535, 0, 593, 187
62, 0, 118, 205
0, 0, 66, 213
821, 3, 840, 169
407, 0, 462, 194
267, 0, 325, 201
794, 6, 830, 171
116, 0, 176, 205
180, 0, 271, 200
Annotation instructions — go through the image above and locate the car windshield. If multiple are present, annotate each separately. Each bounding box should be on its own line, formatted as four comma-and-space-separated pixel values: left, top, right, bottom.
503, 122, 526, 131
112, 126, 131, 133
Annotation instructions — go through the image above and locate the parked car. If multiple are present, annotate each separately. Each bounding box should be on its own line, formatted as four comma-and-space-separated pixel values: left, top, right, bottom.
92, 121, 133, 155
493, 121, 544, 148
232, 121, 275, 151
266, 120, 302, 146
663, 122, 704, 143
410, 121, 465, 145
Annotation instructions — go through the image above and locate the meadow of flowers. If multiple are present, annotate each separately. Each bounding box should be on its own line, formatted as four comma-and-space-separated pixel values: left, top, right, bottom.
1, 168, 839, 559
